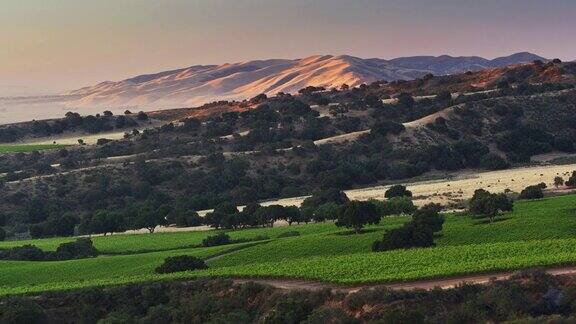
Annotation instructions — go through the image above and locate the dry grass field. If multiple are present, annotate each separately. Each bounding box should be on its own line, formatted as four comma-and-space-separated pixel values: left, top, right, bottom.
252, 163, 576, 209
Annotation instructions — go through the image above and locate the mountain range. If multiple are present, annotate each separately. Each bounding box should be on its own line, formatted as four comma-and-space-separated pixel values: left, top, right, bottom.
67, 52, 546, 108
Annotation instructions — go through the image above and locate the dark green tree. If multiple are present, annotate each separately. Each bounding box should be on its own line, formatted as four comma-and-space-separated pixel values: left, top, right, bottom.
384, 185, 412, 198
565, 171, 576, 187
372, 203, 444, 252
336, 201, 380, 233
519, 185, 544, 200
554, 176, 564, 188
205, 202, 239, 229
135, 204, 168, 233
469, 189, 513, 223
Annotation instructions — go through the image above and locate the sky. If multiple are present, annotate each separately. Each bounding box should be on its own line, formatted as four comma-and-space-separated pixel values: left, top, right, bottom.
1, 0, 575, 96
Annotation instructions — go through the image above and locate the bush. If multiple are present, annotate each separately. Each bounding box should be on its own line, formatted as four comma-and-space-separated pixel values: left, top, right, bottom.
372, 121, 405, 136
384, 185, 412, 198
0, 227, 5, 241
372, 203, 444, 252
372, 223, 434, 252
519, 185, 544, 200
202, 233, 231, 247
565, 171, 576, 187
55, 238, 99, 260
155, 255, 207, 274
0, 239, 98, 261
277, 231, 301, 238
0, 245, 46, 261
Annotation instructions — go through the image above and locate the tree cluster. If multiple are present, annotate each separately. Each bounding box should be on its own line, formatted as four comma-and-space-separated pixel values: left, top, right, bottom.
0, 238, 98, 261
372, 203, 444, 251
519, 184, 546, 200
468, 189, 513, 222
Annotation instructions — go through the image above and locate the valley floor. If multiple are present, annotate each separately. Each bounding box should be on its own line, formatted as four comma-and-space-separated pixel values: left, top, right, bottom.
1, 194, 576, 296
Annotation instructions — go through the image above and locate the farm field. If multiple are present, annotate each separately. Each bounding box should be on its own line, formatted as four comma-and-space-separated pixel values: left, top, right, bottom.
0, 144, 68, 153
1, 194, 576, 296
0, 222, 339, 254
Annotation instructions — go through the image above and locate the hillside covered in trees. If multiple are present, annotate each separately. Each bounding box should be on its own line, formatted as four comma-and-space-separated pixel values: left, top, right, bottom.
0, 60, 575, 239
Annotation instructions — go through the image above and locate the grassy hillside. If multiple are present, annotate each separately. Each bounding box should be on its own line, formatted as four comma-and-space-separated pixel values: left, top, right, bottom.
2, 71, 576, 239
1, 194, 576, 296
0, 222, 339, 254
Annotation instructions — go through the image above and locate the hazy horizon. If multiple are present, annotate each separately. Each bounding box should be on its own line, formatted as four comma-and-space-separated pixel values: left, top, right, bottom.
1, 0, 575, 96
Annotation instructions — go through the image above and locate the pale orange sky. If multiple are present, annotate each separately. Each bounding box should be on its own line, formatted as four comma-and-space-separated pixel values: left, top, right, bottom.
1, 0, 575, 96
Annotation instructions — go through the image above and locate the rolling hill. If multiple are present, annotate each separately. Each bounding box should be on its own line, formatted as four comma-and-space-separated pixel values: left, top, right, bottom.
67, 52, 546, 108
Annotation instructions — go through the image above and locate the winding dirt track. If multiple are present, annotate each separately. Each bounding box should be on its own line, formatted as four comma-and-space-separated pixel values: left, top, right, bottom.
232, 266, 576, 293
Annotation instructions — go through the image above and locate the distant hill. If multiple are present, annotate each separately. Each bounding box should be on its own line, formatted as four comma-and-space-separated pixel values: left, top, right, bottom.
388, 52, 546, 74
67, 52, 547, 108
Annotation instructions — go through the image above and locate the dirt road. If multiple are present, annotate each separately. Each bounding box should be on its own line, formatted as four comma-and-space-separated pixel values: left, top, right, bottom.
233, 266, 576, 293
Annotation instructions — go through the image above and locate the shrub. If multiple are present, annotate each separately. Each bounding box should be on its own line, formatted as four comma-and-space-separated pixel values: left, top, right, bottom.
0, 239, 98, 261
277, 231, 301, 238
202, 233, 231, 247
372, 203, 444, 252
155, 256, 208, 274
519, 185, 544, 200
55, 238, 99, 260
372, 121, 405, 136
372, 223, 434, 252
435, 90, 452, 102
565, 171, 576, 187
384, 185, 412, 198
0, 245, 46, 261
137, 111, 149, 121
